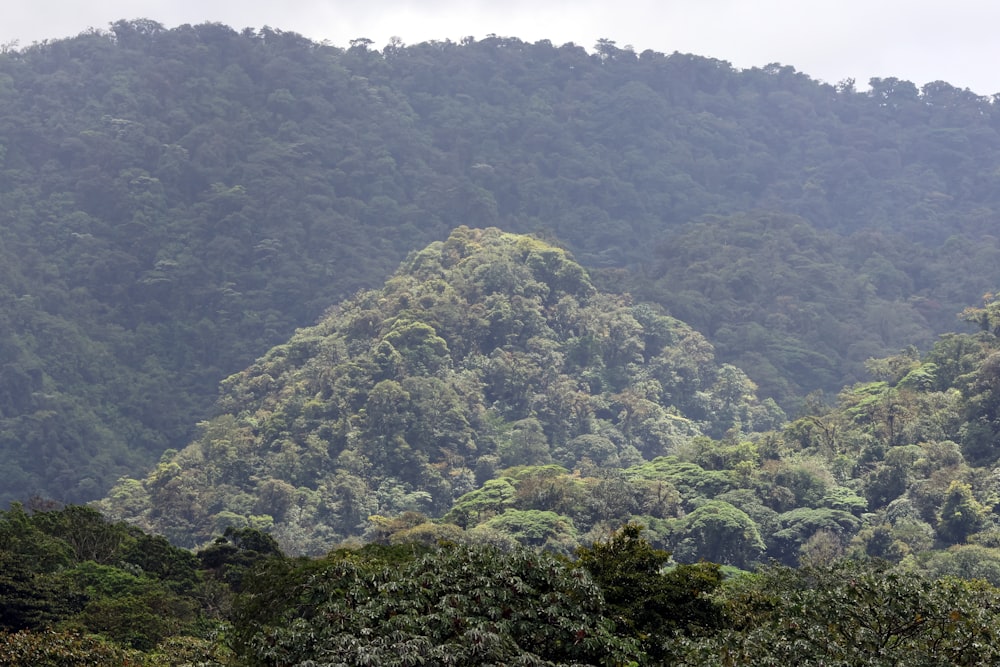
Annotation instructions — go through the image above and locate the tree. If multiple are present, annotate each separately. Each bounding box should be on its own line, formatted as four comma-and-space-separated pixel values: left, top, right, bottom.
768, 507, 861, 566
576, 523, 722, 660
960, 292, 1000, 337
198, 526, 284, 590
476, 508, 578, 551
937, 480, 987, 544
674, 561, 1000, 666
672, 500, 765, 569
444, 477, 517, 527
230, 542, 642, 666
0, 551, 84, 631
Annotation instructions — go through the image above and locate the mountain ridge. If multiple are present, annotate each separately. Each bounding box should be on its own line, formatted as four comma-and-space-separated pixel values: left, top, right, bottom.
1, 19, 999, 506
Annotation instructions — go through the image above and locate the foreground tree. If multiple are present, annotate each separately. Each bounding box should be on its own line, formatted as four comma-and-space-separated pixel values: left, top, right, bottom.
0, 503, 220, 657
575, 523, 723, 660
231, 541, 642, 666
673, 560, 1000, 666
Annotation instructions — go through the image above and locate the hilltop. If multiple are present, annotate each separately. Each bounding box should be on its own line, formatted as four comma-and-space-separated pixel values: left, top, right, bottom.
100, 227, 781, 551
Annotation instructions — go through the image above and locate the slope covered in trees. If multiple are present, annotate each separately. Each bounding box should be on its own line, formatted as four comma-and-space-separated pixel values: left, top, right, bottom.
100, 227, 782, 551
3, 20, 1000, 503
102, 232, 1000, 575
397, 293, 1000, 576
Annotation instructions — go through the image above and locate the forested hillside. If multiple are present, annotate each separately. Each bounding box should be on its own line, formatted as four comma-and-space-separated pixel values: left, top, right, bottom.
3, 20, 1000, 504
427, 294, 1000, 574
99, 228, 783, 551
100, 229, 1000, 580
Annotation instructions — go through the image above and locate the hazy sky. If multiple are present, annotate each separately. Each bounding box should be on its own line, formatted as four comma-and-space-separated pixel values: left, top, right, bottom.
5, 1, 1000, 95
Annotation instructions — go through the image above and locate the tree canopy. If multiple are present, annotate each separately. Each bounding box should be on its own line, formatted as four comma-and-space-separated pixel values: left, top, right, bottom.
3, 22, 1000, 504
100, 227, 780, 552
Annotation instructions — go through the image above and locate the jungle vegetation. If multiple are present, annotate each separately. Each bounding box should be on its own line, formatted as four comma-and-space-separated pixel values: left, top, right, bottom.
99, 227, 784, 552
2, 21, 1000, 503
5, 506, 1000, 666
4, 19, 1000, 664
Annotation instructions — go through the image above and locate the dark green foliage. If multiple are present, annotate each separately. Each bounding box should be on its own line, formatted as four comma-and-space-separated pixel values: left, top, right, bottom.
576, 523, 722, 659
230, 541, 642, 666
673, 560, 1000, 666
26, 505, 130, 564
0, 550, 86, 631
120, 533, 200, 593
7, 502, 1000, 665
76, 588, 198, 651
197, 526, 284, 591
0, 503, 214, 654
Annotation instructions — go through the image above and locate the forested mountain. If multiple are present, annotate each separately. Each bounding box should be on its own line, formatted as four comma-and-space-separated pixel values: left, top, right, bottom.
98, 229, 1000, 581
99, 232, 1000, 578
3, 20, 1000, 505
99, 228, 783, 551
9, 19, 1000, 664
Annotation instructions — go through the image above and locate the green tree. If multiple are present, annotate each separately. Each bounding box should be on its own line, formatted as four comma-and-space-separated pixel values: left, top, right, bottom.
673, 500, 764, 568
576, 523, 722, 660
198, 526, 284, 591
444, 477, 517, 527
674, 561, 1000, 666
476, 508, 578, 551
230, 542, 642, 666
937, 480, 987, 544
769, 507, 861, 565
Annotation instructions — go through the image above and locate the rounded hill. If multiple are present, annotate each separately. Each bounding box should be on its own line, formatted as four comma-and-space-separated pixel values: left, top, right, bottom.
101, 227, 783, 551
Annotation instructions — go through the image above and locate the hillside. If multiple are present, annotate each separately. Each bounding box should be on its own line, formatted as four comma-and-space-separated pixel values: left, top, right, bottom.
99, 228, 782, 551
417, 294, 1000, 574
102, 232, 1000, 573
107, 258, 1000, 574
2, 20, 1000, 504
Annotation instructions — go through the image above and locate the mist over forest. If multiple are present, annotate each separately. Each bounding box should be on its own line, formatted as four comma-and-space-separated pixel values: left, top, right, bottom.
4, 19, 1000, 664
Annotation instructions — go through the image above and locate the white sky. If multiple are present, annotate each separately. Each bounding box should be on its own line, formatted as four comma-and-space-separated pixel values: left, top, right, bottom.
4, 1, 1000, 95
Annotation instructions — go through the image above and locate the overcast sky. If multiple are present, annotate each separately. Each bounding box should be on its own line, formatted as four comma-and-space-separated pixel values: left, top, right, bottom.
5, 1, 1000, 95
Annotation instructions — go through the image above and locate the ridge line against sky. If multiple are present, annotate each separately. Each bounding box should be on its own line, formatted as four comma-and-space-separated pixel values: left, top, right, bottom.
4, 1, 1000, 96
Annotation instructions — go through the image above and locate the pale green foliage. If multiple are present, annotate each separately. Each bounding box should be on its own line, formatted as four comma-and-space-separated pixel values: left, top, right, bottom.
477, 509, 578, 552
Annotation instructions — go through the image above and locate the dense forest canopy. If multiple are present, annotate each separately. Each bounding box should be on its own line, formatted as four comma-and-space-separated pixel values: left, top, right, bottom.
99, 227, 783, 552
3, 20, 1000, 506
7, 18, 1000, 665
97, 229, 1000, 581
4, 505, 1000, 665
